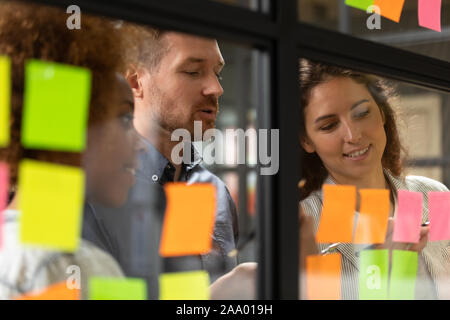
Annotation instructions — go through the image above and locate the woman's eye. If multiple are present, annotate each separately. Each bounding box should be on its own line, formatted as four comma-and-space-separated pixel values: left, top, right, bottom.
354, 110, 370, 119
216, 73, 223, 81
120, 113, 134, 128
320, 122, 337, 131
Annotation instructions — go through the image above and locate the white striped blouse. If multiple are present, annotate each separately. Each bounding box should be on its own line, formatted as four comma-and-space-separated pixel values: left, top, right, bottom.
300, 170, 450, 300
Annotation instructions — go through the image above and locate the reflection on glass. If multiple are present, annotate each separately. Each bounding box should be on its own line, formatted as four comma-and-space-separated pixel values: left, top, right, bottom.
298, 0, 450, 63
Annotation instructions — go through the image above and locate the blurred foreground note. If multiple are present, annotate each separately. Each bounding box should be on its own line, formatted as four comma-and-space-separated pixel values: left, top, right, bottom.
18, 159, 84, 252
89, 277, 147, 300
418, 0, 442, 32
306, 253, 341, 300
22, 59, 91, 151
316, 185, 356, 243
392, 190, 423, 243
374, 0, 405, 22
160, 183, 216, 257
345, 0, 374, 11
354, 189, 390, 244
159, 270, 210, 300
428, 192, 450, 241
15, 281, 80, 300
389, 250, 418, 300
0, 56, 10, 147
358, 250, 389, 300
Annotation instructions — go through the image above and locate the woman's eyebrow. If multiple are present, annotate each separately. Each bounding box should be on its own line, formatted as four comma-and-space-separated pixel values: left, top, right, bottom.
350, 99, 369, 110
314, 114, 335, 124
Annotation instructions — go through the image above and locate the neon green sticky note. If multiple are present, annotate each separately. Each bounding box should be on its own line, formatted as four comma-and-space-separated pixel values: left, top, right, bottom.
22, 59, 91, 151
345, 0, 374, 11
389, 250, 418, 300
89, 277, 147, 300
358, 249, 389, 300
18, 159, 85, 252
160, 271, 210, 300
0, 56, 10, 147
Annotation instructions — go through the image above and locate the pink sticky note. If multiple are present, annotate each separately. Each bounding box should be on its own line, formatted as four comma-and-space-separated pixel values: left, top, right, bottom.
0, 162, 9, 248
392, 190, 423, 243
428, 192, 450, 241
418, 0, 442, 32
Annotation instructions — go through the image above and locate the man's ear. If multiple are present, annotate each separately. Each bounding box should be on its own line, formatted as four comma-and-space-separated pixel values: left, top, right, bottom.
125, 64, 144, 99
300, 136, 315, 153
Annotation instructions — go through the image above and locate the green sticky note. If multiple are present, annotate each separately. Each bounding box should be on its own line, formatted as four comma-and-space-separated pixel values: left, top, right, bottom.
358, 249, 389, 300
89, 277, 147, 300
0, 56, 10, 147
160, 271, 210, 300
389, 250, 418, 300
22, 59, 91, 152
18, 159, 85, 252
345, 0, 374, 11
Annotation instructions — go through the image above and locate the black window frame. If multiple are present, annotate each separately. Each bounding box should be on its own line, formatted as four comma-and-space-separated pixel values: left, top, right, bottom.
26, 0, 450, 299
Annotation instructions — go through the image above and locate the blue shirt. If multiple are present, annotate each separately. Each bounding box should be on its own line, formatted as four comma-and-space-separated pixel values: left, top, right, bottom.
82, 137, 239, 299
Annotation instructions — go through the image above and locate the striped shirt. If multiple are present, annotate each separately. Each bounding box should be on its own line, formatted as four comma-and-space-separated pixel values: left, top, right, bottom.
300, 170, 450, 300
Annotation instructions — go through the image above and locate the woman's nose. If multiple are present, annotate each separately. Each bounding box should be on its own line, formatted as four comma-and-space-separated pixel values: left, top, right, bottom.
342, 121, 362, 144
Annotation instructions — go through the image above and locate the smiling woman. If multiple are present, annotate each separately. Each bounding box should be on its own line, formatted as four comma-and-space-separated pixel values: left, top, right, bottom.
298, 59, 450, 300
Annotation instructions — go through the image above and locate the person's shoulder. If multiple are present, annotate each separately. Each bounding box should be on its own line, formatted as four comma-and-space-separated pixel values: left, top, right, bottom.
404, 175, 449, 192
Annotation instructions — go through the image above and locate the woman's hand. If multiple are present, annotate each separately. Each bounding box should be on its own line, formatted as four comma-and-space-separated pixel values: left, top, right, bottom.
374, 217, 429, 252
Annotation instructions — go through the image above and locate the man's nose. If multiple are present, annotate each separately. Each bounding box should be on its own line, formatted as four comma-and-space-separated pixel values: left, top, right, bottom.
202, 73, 224, 98
342, 121, 362, 144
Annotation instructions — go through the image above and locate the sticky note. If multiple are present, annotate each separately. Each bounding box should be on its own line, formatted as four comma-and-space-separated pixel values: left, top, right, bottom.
306, 253, 341, 300
0, 56, 10, 147
15, 281, 80, 300
316, 185, 356, 243
418, 0, 442, 32
21, 59, 91, 152
428, 192, 450, 241
374, 0, 405, 22
345, 0, 374, 11
354, 189, 390, 244
18, 159, 85, 252
160, 270, 210, 300
89, 277, 147, 300
160, 183, 216, 257
358, 249, 389, 300
389, 250, 418, 300
392, 190, 423, 243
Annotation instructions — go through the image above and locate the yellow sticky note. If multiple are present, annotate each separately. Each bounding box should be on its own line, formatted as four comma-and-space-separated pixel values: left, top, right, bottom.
159, 271, 210, 300
89, 277, 147, 300
160, 183, 216, 257
306, 253, 342, 300
0, 56, 10, 147
354, 189, 390, 244
18, 159, 85, 252
316, 185, 356, 243
15, 281, 80, 300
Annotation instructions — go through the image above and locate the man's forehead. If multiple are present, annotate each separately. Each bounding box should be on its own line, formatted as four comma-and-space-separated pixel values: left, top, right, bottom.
162, 31, 224, 64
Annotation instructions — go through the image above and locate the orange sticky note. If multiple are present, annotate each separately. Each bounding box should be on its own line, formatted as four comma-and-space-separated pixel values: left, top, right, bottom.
374, 0, 405, 22
160, 183, 216, 257
306, 253, 341, 300
316, 185, 356, 243
354, 189, 390, 244
15, 281, 80, 300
